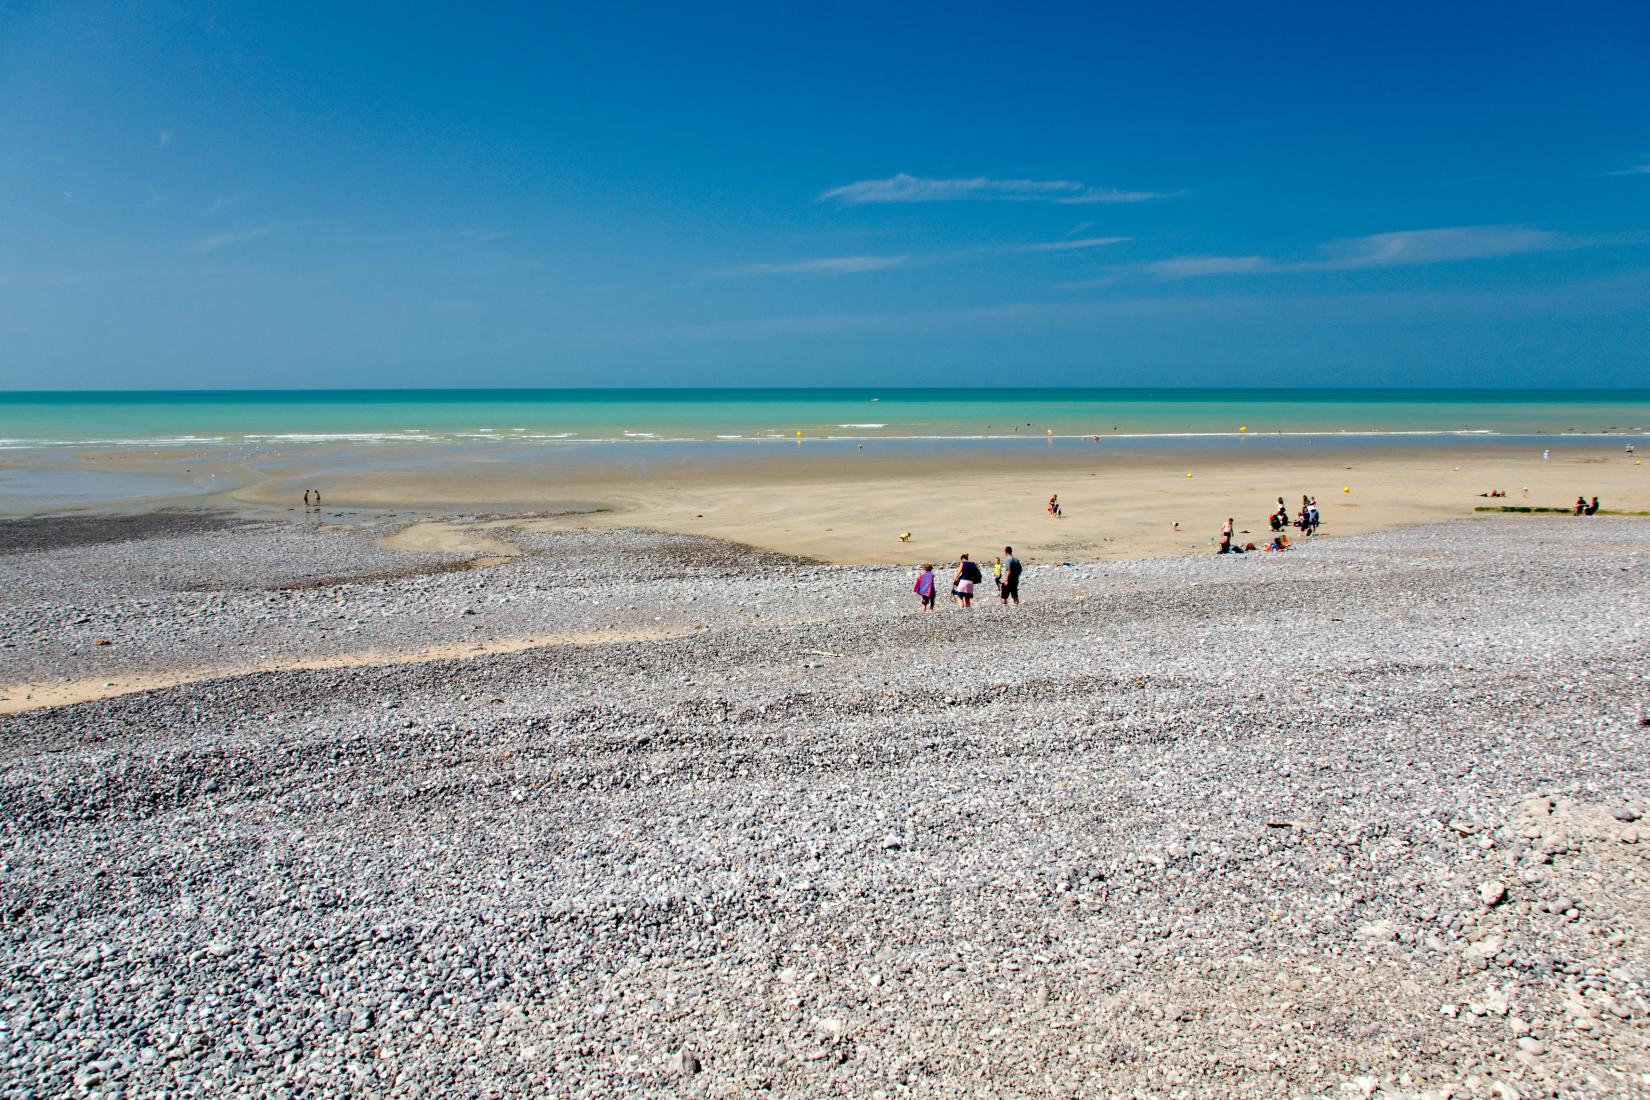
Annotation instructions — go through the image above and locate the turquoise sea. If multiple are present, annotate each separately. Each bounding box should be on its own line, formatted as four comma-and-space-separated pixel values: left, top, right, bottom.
1, 388, 1648, 446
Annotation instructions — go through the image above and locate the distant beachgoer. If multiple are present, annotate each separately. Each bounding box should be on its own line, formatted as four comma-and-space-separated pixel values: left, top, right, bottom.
1218, 521, 1233, 555
1574, 495, 1587, 515
913, 564, 937, 612
303, 490, 311, 507
1000, 547, 1022, 605
992, 555, 1004, 593
953, 554, 982, 607
1543, 449, 1550, 461
312, 489, 322, 508
1048, 494, 1062, 518
1307, 498, 1320, 529
1629, 443, 1637, 456
1586, 496, 1600, 515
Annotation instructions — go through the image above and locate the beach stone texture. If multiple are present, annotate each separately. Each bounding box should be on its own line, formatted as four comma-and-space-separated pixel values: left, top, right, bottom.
1, 514, 1647, 1097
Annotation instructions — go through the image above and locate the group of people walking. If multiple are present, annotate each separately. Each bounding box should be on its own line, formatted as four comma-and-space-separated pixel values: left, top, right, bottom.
913, 548, 1022, 611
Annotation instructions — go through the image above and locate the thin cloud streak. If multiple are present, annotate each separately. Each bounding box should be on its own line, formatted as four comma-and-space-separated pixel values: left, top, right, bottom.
1604, 163, 1650, 176
725, 235, 1128, 278
735, 254, 912, 277
1017, 236, 1130, 253
821, 172, 1173, 205
1148, 226, 1565, 279
156, 130, 173, 148
185, 224, 281, 254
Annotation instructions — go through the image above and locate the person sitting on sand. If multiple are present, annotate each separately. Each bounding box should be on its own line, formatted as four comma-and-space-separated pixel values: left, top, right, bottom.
952, 554, 982, 607
913, 564, 937, 612
1048, 494, 1062, 518
1574, 495, 1587, 516
1586, 496, 1600, 515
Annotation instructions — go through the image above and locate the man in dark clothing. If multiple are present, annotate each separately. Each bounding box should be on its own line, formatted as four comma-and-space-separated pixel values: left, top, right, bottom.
1000, 546, 1022, 605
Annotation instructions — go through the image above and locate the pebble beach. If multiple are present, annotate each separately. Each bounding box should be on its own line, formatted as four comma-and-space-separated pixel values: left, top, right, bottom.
2, 513, 1648, 1097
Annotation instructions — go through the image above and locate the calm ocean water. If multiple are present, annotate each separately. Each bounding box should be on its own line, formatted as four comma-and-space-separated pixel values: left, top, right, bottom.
0, 388, 1647, 446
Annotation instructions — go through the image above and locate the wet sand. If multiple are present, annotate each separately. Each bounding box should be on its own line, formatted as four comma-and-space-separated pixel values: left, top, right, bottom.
4, 437, 1645, 563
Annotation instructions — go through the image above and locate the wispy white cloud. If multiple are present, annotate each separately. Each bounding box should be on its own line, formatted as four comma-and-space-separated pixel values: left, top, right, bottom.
1016, 235, 1130, 253
1148, 225, 1565, 279
1604, 163, 1650, 176
734, 254, 912, 277
726, 235, 1129, 278
1149, 255, 1273, 278
156, 130, 173, 149
202, 195, 225, 216
821, 172, 1174, 205
185, 224, 281, 254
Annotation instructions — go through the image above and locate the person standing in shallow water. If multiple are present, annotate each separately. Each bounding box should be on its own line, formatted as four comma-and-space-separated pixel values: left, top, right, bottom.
1000, 547, 1022, 606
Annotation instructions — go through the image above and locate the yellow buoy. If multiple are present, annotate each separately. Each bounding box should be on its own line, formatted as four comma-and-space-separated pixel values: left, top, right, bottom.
1343, 486, 1351, 493
1186, 472, 1193, 478
1239, 425, 1247, 432
795, 430, 802, 438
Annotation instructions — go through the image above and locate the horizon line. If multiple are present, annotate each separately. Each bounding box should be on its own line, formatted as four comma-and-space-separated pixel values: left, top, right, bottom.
3, 384, 1650, 398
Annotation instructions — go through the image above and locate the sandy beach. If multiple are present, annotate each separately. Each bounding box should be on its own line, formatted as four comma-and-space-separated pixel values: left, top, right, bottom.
7, 437, 1646, 564
2, 510, 1648, 1096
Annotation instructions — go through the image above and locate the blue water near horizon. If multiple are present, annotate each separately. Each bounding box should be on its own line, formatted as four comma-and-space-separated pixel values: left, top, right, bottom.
1, 387, 1648, 446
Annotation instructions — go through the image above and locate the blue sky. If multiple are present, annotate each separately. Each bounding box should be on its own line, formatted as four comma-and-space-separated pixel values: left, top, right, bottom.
2, 1, 1648, 389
